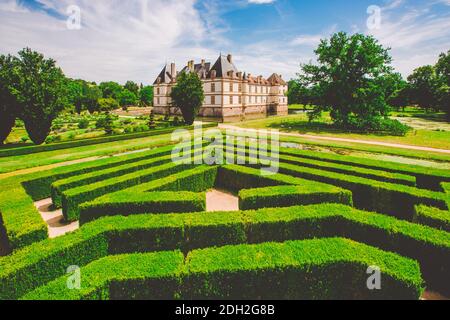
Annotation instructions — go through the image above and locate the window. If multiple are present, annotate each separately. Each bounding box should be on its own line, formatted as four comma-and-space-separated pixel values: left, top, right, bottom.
211, 83, 215, 92
229, 83, 233, 92
157, 97, 160, 105
157, 87, 160, 95
211, 96, 216, 105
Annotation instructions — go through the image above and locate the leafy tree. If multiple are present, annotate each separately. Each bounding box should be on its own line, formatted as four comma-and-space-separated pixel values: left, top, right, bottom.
298, 32, 397, 132
140, 85, 154, 106
96, 112, 115, 134
435, 50, 450, 120
0, 54, 20, 145
407, 65, 440, 112
124, 81, 139, 96
117, 89, 138, 107
66, 79, 84, 111
99, 81, 123, 100
98, 97, 119, 112
80, 83, 102, 114
287, 79, 315, 110
170, 71, 204, 125
14, 48, 68, 144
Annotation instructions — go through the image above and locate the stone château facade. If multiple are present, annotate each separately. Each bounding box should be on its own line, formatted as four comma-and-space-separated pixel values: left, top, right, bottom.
153, 54, 288, 122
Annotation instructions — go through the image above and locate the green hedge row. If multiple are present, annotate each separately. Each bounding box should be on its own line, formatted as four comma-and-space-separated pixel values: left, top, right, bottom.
414, 205, 450, 232
239, 185, 352, 210
278, 152, 416, 186
217, 164, 353, 210
61, 162, 196, 221
0, 123, 217, 158
22, 238, 423, 300
78, 166, 217, 224
79, 192, 205, 225
276, 159, 448, 221
224, 132, 450, 190
277, 147, 450, 191
0, 144, 183, 251
1, 204, 448, 299
51, 153, 173, 208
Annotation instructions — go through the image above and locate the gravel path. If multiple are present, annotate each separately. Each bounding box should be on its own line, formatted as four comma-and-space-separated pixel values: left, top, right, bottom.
219, 124, 450, 154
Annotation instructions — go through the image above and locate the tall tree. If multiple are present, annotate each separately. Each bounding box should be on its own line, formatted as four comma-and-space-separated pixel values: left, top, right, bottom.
170, 71, 204, 125
99, 81, 123, 100
14, 48, 68, 144
117, 89, 138, 107
140, 85, 154, 106
407, 65, 440, 112
0, 54, 20, 145
124, 81, 139, 96
435, 50, 450, 120
298, 32, 395, 131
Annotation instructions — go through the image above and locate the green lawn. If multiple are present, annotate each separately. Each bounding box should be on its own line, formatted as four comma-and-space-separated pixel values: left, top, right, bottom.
235, 113, 450, 150
0, 132, 176, 175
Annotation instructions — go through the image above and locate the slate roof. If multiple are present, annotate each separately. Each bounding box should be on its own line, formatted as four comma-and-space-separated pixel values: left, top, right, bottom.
208, 55, 239, 78
153, 64, 175, 85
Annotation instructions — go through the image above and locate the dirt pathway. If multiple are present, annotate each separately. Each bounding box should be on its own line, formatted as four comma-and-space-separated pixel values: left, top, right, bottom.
219, 124, 450, 154
206, 189, 239, 212
34, 198, 79, 238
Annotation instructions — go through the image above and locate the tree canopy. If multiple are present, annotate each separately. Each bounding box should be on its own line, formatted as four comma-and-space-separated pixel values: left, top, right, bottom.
170, 71, 204, 125
297, 32, 409, 134
0, 54, 20, 145
13, 48, 68, 144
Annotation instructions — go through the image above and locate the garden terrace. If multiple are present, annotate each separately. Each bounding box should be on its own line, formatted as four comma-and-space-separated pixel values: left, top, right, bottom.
0, 141, 449, 300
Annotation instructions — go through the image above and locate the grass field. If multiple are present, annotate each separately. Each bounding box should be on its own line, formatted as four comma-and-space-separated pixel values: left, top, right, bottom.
0, 132, 175, 175
235, 112, 450, 150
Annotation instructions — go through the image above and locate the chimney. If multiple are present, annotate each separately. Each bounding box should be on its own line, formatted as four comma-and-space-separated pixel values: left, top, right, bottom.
227, 54, 232, 63
170, 63, 176, 80
187, 60, 194, 72
201, 59, 205, 67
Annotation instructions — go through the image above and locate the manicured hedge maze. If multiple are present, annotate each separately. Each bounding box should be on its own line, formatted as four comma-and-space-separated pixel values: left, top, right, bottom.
0, 141, 449, 300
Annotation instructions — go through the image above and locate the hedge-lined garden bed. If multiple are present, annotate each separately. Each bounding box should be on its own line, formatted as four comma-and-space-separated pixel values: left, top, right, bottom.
78, 166, 217, 224
0, 124, 217, 158
1, 204, 448, 299
21, 238, 423, 300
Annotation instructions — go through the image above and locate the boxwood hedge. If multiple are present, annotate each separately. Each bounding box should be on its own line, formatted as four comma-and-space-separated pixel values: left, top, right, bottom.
239, 185, 352, 210
22, 238, 423, 300
0, 123, 217, 158
414, 205, 450, 232
78, 166, 218, 224
1, 204, 448, 299
61, 162, 196, 221
276, 160, 448, 221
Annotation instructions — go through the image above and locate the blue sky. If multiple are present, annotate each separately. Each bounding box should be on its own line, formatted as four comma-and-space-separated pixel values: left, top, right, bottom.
0, 0, 449, 84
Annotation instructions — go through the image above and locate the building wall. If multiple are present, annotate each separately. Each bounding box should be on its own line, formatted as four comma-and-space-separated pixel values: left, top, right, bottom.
153, 77, 288, 122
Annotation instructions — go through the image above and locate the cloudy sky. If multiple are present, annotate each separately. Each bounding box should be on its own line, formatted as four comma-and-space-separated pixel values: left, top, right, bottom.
0, 0, 449, 84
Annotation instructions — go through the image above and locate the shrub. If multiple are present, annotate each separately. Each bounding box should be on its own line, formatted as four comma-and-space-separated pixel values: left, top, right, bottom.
22, 239, 422, 300
414, 205, 450, 232
60, 162, 195, 221
78, 118, 90, 129
1, 204, 447, 299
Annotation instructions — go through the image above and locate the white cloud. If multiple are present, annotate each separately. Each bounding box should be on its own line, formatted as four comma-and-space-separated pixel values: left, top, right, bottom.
367, 1, 450, 76
0, 0, 215, 84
